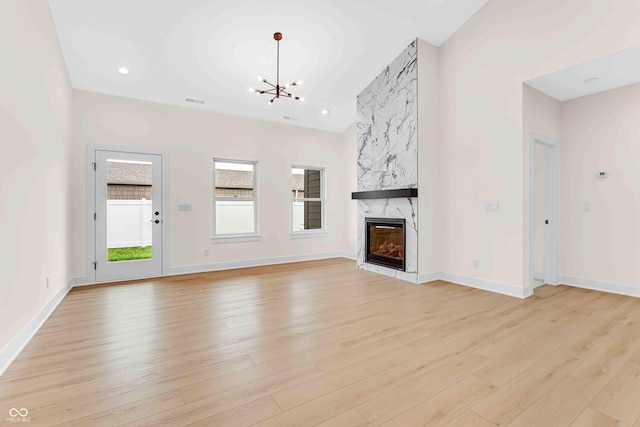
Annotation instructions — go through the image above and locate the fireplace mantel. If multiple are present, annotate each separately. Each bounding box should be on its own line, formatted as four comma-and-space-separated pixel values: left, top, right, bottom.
351, 188, 418, 200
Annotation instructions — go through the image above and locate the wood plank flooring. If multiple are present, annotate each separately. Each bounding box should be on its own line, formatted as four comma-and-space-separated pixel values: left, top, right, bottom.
2, 258, 640, 426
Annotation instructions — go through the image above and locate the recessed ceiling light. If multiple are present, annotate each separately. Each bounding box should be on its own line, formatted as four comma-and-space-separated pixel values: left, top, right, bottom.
584, 77, 600, 85
321, 109, 330, 115
118, 67, 129, 75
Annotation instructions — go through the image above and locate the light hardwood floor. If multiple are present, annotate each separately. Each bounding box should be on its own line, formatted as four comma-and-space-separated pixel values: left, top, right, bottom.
2, 258, 640, 426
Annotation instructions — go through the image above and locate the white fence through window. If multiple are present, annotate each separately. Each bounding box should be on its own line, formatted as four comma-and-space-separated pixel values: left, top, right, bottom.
215, 200, 255, 235
292, 201, 305, 231
107, 199, 152, 248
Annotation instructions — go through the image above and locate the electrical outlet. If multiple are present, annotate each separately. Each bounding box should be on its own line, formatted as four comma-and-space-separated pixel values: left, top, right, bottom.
473, 260, 480, 269
204, 249, 209, 256
46, 277, 50, 288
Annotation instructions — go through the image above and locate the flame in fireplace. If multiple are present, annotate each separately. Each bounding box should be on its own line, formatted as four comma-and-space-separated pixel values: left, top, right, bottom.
373, 241, 404, 260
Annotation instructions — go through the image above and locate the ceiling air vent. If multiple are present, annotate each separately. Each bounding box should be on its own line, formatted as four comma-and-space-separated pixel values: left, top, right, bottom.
282, 116, 298, 121
185, 97, 205, 105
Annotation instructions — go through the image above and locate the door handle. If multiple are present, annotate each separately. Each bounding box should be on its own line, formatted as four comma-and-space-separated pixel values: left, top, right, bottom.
545, 220, 549, 224
150, 219, 160, 224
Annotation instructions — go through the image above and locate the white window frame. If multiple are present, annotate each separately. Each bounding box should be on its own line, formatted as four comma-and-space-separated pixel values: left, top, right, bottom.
212, 158, 260, 243
291, 165, 327, 238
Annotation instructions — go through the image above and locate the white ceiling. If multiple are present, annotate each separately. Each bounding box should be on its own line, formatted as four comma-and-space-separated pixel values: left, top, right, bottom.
525, 45, 640, 102
48, 0, 489, 133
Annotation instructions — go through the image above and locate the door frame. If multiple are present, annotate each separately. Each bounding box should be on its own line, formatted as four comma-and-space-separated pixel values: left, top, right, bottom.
528, 132, 560, 287
86, 144, 169, 284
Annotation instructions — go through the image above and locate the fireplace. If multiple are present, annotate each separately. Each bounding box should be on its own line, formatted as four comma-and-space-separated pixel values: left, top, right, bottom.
365, 217, 406, 271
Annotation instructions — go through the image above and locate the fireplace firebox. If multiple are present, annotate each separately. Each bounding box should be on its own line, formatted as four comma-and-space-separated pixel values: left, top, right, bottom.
365, 217, 406, 271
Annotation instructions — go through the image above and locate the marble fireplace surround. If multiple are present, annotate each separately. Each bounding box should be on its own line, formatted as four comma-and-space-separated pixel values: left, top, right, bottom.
354, 190, 418, 276
354, 39, 532, 298
356, 195, 418, 282
355, 39, 419, 283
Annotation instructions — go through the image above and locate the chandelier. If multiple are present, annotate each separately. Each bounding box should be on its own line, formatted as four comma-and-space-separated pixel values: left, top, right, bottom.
249, 32, 303, 105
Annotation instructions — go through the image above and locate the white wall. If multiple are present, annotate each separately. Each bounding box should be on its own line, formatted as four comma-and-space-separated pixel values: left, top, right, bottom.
439, 0, 640, 287
0, 0, 73, 352
560, 83, 640, 286
71, 90, 355, 273
417, 39, 441, 277
341, 122, 358, 257
523, 85, 562, 142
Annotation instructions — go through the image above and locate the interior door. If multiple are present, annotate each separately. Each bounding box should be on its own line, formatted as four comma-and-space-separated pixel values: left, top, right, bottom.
530, 134, 559, 287
533, 142, 547, 284
94, 150, 163, 282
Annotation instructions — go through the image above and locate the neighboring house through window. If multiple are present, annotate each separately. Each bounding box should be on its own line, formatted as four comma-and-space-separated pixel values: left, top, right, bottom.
107, 161, 152, 200
213, 159, 258, 240
292, 166, 325, 233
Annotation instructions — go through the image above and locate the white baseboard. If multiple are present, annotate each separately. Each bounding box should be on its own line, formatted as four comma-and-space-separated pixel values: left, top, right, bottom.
559, 275, 640, 298
166, 251, 355, 276
68, 276, 89, 287
419, 271, 532, 299
533, 270, 544, 280
418, 272, 441, 284
339, 252, 357, 261
0, 280, 73, 377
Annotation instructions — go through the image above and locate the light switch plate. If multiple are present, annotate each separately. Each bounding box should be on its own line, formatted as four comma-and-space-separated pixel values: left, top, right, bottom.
178, 203, 192, 212
485, 202, 500, 212
582, 203, 592, 212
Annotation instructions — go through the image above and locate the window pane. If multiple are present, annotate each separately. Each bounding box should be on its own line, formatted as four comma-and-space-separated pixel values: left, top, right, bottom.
292, 168, 321, 199
215, 162, 254, 197
292, 201, 322, 231
304, 169, 321, 198
215, 201, 254, 234
292, 168, 305, 198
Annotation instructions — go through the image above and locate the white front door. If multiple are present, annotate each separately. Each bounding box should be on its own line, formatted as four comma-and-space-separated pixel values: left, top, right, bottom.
94, 150, 163, 282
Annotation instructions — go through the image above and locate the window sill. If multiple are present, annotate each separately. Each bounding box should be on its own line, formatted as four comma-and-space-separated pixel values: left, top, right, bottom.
290, 231, 328, 239
211, 234, 261, 244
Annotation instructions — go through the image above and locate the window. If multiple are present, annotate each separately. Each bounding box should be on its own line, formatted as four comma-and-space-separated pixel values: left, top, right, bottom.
292, 166, 325, 234
213, 159, 258, 240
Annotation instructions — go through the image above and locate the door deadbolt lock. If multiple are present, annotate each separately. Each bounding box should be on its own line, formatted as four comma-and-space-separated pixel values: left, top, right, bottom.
154, 219, 160, 224
545, 220, 549, 224
155, 211, 160, 216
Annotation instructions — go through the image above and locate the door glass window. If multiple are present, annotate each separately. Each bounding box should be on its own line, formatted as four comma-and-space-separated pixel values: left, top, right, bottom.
106, 159, 153, 262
